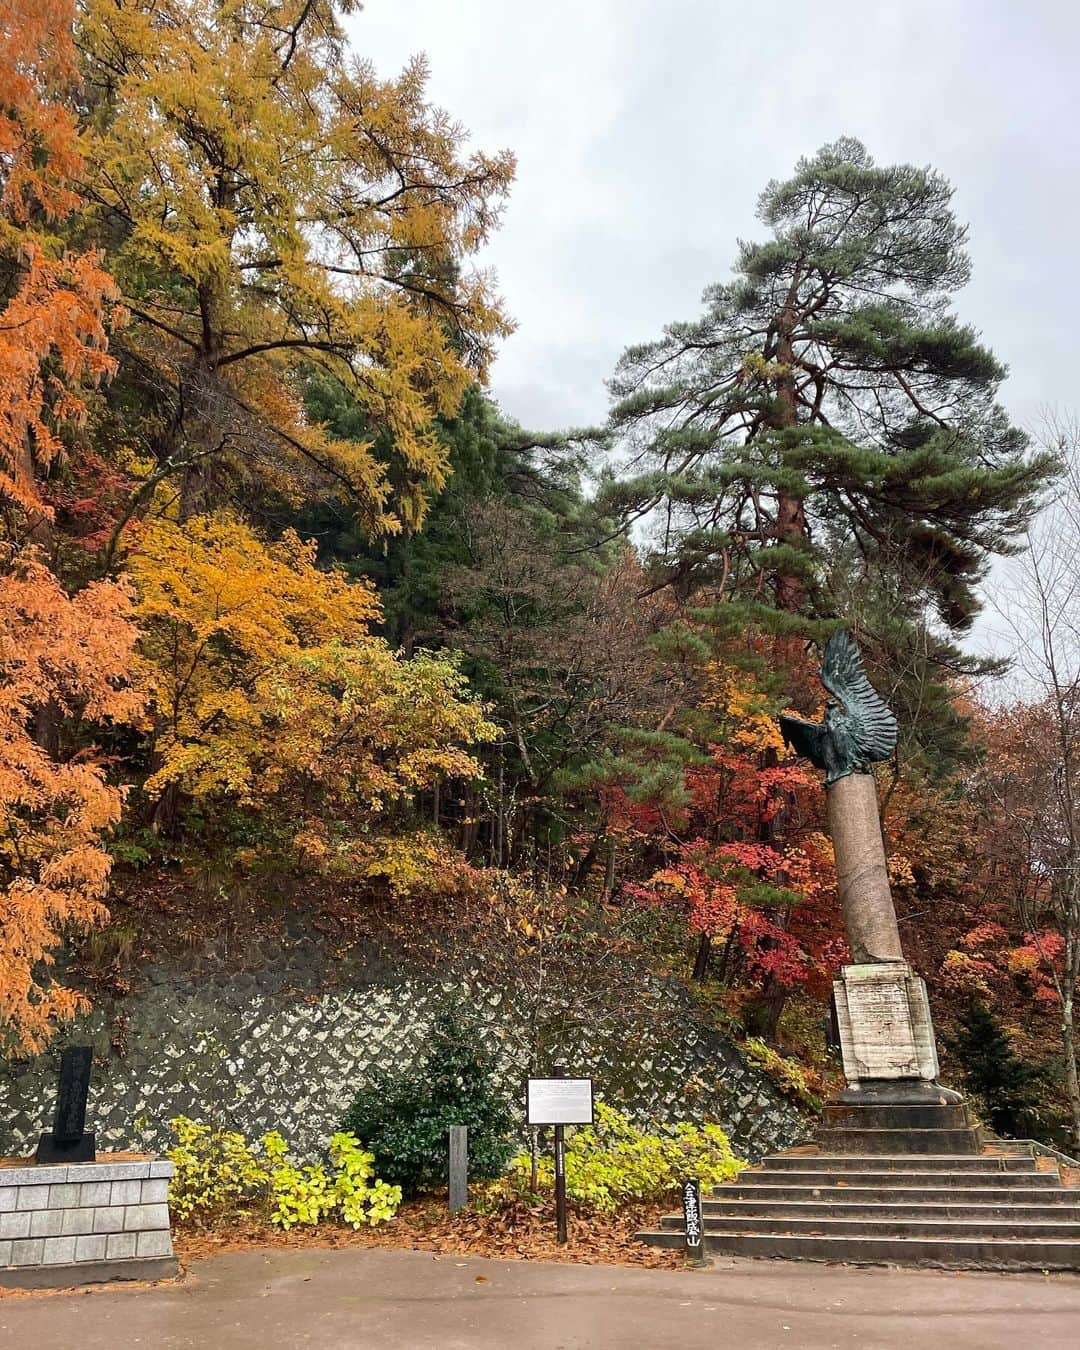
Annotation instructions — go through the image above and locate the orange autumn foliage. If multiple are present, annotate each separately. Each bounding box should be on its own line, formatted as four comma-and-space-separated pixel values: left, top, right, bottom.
0, 0, 122, 526
0, 549, 142, 1053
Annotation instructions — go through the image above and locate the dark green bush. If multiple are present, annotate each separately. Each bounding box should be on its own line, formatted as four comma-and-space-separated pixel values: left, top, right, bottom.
341, 1007, 514, 1196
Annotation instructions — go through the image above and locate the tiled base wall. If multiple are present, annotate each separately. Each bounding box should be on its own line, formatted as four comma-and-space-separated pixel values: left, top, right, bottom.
0, 1158, 176, 1285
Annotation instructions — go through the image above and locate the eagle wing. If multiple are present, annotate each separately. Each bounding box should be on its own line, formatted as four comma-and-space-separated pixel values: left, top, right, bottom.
819, 629, 897, 765
778, 713, 830, 770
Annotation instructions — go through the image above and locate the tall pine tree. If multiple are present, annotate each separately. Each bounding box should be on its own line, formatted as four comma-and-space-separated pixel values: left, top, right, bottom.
605, 139, 1054, 671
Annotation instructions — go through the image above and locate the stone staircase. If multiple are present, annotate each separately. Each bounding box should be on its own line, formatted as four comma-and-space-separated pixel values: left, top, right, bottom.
638, 1145, 1080, 1269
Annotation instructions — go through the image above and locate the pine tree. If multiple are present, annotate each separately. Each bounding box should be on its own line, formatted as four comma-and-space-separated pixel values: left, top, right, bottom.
606, 139, 1055, 660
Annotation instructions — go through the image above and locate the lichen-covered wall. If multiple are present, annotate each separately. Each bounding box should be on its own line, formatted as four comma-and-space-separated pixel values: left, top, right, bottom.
1, 947, 805, 1162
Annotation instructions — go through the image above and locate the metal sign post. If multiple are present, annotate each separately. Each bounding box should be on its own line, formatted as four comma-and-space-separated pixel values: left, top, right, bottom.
553, 1065, 568, 1244
526, 1066, 594, 1246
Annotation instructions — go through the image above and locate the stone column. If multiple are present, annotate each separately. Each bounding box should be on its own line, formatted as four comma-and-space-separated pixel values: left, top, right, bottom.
826, 773, 903, 964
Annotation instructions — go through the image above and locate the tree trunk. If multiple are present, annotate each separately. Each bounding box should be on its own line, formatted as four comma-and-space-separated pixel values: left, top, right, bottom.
769, 299, 808, 674
151, 779, 182, 838
1064, 994, 1080, 1154
603, 839, 616, 900
13, 429, 53, 550
691, 931, 712, 982
571, 830, 602, 891
744, 977, 789, 1039
494, 757, 505, 868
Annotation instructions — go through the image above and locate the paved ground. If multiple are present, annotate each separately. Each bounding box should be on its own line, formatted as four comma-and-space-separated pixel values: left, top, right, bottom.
2, 1247, 1080, 1350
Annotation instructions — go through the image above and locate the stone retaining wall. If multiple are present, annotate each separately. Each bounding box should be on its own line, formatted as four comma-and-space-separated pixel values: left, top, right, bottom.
0, 938, 807, 1164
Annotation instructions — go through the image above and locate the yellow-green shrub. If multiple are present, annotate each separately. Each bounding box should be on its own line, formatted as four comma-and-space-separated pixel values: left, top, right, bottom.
329, 1132, 403, 1228
167, 1116, 268, 1223
167, 1118, 402, 1230
506, 1102, 745, 1214
742, 1036, 823, 1111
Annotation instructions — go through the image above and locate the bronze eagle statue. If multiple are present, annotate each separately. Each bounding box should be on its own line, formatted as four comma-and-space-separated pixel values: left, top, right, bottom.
778, 630, 897, 787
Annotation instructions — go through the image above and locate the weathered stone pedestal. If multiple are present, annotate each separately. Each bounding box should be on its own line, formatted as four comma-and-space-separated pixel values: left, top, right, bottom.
834, 961, 938, 1084
821, 962, 978, 1153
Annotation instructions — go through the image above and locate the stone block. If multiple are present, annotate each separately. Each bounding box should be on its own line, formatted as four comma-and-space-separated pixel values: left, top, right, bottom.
110, 1179, 142, 1206
0, 1240, 11, 1267
135, 1230, 174, 1259
15, 1185, 51, 1211
42, 1236, 77, 1266
48, 1182, 82, 1209
67, 1161, 149, 1183
11, 1238, 44, 1267
123, 1204, 170, 1232
78, 1181, 112, 1207
0, 1212, 30, 1240
105, 1231, 136, 1260
74, 1234, 106, 1263
60, 1209, 94, 1236
140, 1178, 170, 1204
0, 1188, 15, 1214
29, 1210, 63, 1238
0, 1166, 66, 1187
147, 1160, 175, 1179
91, 1206, 125, 1234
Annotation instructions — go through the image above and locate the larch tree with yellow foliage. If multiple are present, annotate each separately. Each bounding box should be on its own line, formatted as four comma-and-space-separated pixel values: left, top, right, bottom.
0, 0, 143, 1053
75, 0, 515, 537
0, 0, 124, 543
0, 554, 142, 1053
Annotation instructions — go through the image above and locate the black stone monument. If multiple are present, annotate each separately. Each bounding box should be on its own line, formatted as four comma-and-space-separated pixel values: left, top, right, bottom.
36, 1045, 96, 1164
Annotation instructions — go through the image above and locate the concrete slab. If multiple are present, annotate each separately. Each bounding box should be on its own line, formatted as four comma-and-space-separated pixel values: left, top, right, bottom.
0, 1246, 1079, 1350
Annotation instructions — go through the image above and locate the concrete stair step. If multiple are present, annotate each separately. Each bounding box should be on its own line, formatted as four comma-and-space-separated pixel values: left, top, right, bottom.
757, 1153, 1037, 1173
634, 1230, 1080, 1269
712, 1183, 1076, 1204
723, 1168, 1062, 1189
815, 1126, 981, 1153
658, 1213, 1080, 1239
696, 1199, 1080, 1221
822, 1103, 973, 1130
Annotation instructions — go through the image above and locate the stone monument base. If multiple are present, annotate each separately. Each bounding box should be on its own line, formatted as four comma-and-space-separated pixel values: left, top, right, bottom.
817, 1085, 980, 1154
35, 1131, 96, 1165
822, 961, 979, 1154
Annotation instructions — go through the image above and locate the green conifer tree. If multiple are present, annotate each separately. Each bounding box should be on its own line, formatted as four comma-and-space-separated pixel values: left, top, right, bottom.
953, 1000, 1045, 1139
605, 139, 1055, 660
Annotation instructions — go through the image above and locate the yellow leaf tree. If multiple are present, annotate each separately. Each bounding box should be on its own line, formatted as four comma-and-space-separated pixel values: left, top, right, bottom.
128, 511, 496, 843
76, 0, 515, 534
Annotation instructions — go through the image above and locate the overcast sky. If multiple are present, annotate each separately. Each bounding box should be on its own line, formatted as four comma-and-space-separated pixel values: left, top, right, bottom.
348, 1, 1079, 664
351, 0, 1078, 436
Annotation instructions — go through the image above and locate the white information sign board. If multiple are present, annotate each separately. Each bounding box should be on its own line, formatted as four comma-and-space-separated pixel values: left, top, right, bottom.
527, 1077, 594, 1126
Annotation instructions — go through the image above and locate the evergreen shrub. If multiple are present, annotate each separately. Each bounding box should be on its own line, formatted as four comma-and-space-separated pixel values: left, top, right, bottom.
341, 1007, 514, 1196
